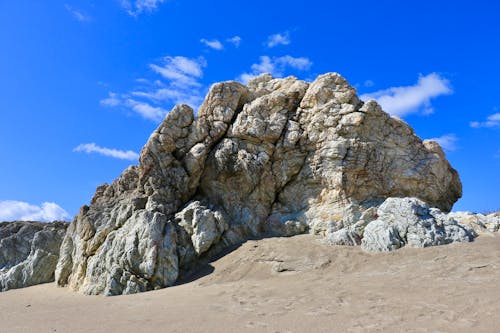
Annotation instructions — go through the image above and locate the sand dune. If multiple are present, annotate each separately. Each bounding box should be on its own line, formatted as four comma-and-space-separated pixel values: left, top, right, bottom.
1, 234, 499, 332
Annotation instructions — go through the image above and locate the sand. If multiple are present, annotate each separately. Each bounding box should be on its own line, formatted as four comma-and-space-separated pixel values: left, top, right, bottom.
1, 234, 499, 333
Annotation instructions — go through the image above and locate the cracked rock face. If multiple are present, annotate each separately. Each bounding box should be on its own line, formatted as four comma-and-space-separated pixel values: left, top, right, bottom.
56, 73, 462, 295
0, 221, 68, 292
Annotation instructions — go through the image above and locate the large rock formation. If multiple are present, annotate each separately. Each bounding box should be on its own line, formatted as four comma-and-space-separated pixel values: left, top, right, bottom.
0, 221, 68, 291
56, 73, 462, 295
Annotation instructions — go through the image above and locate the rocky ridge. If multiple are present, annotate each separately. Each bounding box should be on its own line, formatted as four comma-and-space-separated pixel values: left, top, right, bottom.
54, 72, 470, 295
0, 221, 68, 291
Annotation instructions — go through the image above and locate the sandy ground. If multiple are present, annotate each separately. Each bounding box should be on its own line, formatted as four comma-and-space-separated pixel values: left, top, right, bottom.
1, 234, 500, 333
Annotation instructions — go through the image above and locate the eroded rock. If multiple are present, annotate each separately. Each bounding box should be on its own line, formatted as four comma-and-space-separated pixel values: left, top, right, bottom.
56, 73, 463, 295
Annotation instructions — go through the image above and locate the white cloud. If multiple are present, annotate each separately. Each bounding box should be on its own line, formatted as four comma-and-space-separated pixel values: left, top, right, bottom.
250, 56, 275, 73
470, 112, 500, 128
0, 200, 70, 222
428, 134, 458, 151
101, 55, 206, 121
143, 56, 206, 107
120, 0, 166, 16
150, 56, 206, 88
200, 38, 224, 50
100, 92, 121, 107
360, 73, 452, 117
276, 55, 312, 70
125, 99, 168, 122
65, 4, 91, 22
131, 88, 202, 109
74, 143, 139, 160
227, 36, 242, 47
101, 92, 169, 121
238, 55, 313, 83
266, 32, 290, 48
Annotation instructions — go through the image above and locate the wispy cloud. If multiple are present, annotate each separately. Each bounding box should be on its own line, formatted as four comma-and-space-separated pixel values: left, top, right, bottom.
227, 36, 242, 47
200, 36, 242, 50
0, 200, 70, 222
74, 143, 139, 160
266, 32, 291, 48
360, 73, 452, 117
120, 0, 166, 16
200, 38, 223, 50
130, 88, 202, 111
428, 133, 458, 151
101, 92, 168, 122
65, 4, 91, 22
101, 55, 206, 121
100, 92, 121, 107
470, 112, 500, 128
238, 55, 312, 83
124, 99, 167, 122
149, 56, 206, 87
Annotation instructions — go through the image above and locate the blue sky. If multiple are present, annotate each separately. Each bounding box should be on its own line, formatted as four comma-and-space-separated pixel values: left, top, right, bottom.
1, 0, 499, 221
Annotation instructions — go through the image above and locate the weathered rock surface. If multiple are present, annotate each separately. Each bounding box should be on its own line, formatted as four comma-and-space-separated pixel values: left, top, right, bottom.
0, 221, 68, 291
175, 201, 228, 256
449, 211, 500, 235
56, 72, 463, 295
361, 198, 473, 252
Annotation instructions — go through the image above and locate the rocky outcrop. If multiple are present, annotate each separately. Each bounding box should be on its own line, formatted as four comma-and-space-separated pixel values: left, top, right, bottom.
360, 198, 473, 252
56, 72, 462, 295
0, 221, 68, 292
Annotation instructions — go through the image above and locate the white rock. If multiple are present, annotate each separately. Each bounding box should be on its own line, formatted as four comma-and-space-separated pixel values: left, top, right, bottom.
175, 201, 228, 255
361, 198, 473, 252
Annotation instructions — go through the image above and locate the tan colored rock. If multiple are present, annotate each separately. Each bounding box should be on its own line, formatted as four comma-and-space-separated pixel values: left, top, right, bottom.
56, 73, 462, 295
268, 73, 461, 238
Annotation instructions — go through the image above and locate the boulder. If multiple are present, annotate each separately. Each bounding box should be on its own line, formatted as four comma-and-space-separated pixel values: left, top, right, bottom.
0, 221, 68, 292
56, 73, 462, 295
361, 198, 473, 252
